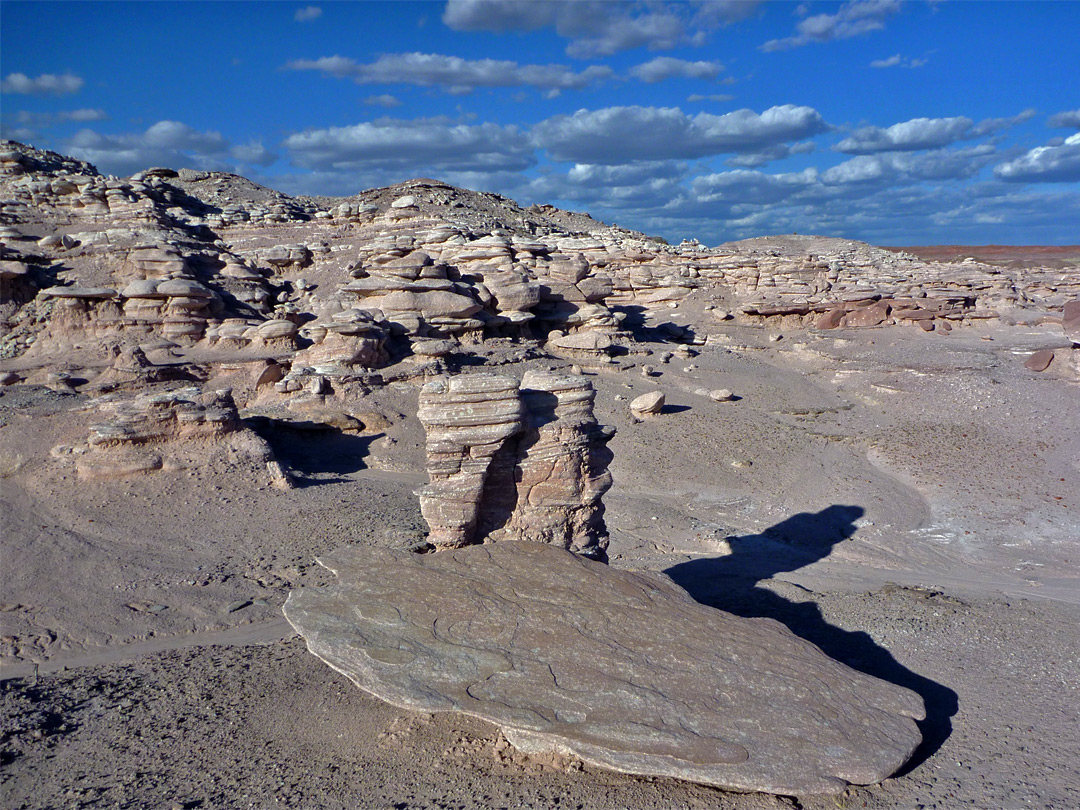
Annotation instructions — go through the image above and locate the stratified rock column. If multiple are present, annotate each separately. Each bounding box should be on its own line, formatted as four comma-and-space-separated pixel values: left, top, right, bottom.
417, 374, 525, 549
487, 371, 614, 559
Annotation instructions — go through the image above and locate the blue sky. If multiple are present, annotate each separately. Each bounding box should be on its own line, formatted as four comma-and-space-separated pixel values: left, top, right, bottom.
2, 0, 1078, 245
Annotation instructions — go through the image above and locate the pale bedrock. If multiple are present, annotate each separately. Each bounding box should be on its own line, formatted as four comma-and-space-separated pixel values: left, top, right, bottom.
417, 374, 527, 549
416, 372, 613, 557
480, 371, 614, 559
283, 541, 925, 796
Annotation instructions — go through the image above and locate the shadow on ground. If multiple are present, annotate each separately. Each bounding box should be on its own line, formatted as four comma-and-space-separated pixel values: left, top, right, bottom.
247, 418, 380, 485
664, 505, 958, 773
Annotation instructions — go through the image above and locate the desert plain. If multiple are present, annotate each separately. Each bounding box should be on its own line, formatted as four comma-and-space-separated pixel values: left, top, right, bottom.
0, 140, 1078, 809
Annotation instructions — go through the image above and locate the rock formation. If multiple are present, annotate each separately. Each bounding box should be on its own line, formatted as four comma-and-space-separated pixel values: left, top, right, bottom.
283, 541, 925, 796
52, 387, 290, 487
417, 372, 613, 559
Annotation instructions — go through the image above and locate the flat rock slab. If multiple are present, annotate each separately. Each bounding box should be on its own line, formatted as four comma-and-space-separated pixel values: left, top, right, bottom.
284, 542, 924, 796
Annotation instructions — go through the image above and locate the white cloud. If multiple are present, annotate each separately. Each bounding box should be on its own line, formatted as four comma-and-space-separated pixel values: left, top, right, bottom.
762, 0, 901, 51
994, 133, 1080, 183
870, 53, 927, 68
13, 108, 107, 128
533, 105, 830, 163
688, 93, 736, 103
970, 109, 1036, 136
528, 161, 688, 209
836, 117, 974, 153
231, 140, 277, 166
1048, 109, 1080, 129
364, 94, 402, 108
284, 53, 613, 93
836, 111, 1036, 154
442, 1, 760, 58
725, 140, 815, 168
295, 6, 322, 22
630, 57, 724, 84
870, 54, 902, 68
61, 121, 272, 176
1, 72, 84, 95
283, 117, 536, 174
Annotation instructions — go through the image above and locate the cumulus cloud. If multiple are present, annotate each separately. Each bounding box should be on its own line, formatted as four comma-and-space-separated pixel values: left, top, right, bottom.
836, 117, 974, 153
970, 109, 1036, 136
61, 121, 273, 176
691, 167, 818, 205
528, 161, 689, 209
630, 57, 724, 84
231, 140, 277, 166
442, 0, 759, 58
836, 111, 1036, 154
284, 53, 613, 94
1, 72, 84, 95
870, 54, 927, 68
533, 104, 830, 163
364, 94, 402, 108
825, 145, 1000, 185
283, 117, 536, 174
294, 6, 322, 22
1048, 109, 1080, 129
762, 0, 901, 51
725, 140, 815, 168
994, 133, 1080, 183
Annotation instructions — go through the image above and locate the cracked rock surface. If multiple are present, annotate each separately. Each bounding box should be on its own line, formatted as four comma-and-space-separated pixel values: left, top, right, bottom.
283, 541, 924, 796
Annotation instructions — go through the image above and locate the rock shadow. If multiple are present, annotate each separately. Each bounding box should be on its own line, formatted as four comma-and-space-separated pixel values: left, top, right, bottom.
611, 304, 698, 345
247, 418, 379, 485
664, 505, 957, 774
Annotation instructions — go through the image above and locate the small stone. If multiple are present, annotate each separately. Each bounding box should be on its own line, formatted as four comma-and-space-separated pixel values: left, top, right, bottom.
630, 391, 665, 418
731, 458, 753, 468
1024, 349, 1054, 372
709, 389, 735, 402
768, 334, 783, 342
641, 364, 657, 377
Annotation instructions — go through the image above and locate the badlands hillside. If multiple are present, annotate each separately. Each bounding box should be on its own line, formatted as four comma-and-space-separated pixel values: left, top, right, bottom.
0, 139, 1078, 809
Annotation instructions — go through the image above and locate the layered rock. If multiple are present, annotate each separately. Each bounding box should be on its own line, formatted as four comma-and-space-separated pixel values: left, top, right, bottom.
283, 541, 925, 796
56, 387, 290, 487
417, 373, 613, 557
480, 371, 614, 558
417, 375, 527, 548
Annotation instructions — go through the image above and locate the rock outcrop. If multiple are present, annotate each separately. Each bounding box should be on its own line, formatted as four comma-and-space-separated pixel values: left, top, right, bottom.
54, 387, 290, 487
283, 541, 925, 796
418, 372, 613, 558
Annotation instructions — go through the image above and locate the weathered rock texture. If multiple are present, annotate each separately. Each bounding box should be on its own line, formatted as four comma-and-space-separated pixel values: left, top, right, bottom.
53, 387, 290, 487
417, 373, 613, 558
283, 541, 925, 795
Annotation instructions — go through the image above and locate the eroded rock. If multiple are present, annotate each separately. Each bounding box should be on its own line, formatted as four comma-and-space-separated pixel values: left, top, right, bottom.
284, 541, 925, 796
417, 373, 613, 557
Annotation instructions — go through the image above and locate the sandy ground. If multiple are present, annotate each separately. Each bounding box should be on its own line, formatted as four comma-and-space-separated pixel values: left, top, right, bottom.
2, 312, 1079, 809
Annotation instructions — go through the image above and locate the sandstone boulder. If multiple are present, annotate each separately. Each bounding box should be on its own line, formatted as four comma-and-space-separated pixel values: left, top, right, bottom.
1024, 349, 1055, 372
284, 541, 925, 796
630, 390, 665, 418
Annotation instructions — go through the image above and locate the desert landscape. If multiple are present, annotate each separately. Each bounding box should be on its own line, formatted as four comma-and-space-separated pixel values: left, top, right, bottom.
0, 135, 1077, 809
